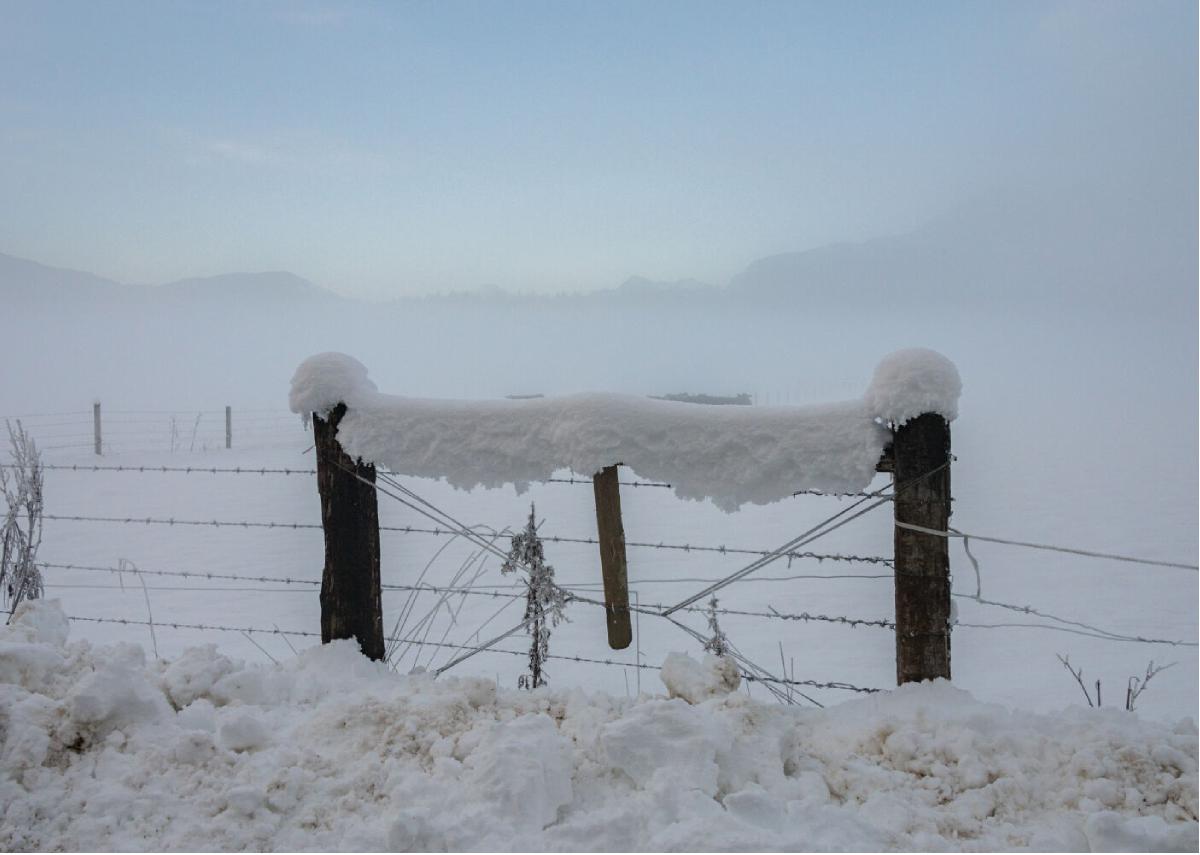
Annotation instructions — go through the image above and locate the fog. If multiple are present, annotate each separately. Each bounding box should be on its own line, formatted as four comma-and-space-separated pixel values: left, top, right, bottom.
0, 2, 1195, 715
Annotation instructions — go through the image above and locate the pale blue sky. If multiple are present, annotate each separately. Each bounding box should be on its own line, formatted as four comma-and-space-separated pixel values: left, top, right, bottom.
1, 0, 1194, 297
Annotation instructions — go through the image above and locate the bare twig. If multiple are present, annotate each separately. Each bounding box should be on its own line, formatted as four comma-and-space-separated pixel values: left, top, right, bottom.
1127, 660, 1176, 711
1056, 653, 1095, 707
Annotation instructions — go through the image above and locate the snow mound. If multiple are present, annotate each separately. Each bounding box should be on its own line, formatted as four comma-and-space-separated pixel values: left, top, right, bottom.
865, 347, 962, 425
288, 349, 961, 510
660, 651, 741, 703
2, 603, 1195, 852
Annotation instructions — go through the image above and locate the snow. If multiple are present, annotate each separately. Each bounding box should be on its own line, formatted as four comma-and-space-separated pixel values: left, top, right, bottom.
660, 651, 741, 703
286, 352, 377, 420
865, 347, 963, 426
288, 349, 961, 510
1, 602, 1195, 852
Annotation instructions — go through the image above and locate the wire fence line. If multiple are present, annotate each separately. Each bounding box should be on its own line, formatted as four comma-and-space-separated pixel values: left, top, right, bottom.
954, 622, 1198, 647
661, 459, 952, 616
33, 468, 1197, 656
949, 592, 1196, 647
895, 521, 1198, 571
37, 559, 899, 630
43, 454, 1193, 648
13, 463, 673, 490
13, 414, 1195, 691
40, 513, 894, 566
0, 608, 883, 695
39, 556, 1196, 648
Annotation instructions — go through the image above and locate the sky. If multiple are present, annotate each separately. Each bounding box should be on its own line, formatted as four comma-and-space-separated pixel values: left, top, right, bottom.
1, 0, 1195, 298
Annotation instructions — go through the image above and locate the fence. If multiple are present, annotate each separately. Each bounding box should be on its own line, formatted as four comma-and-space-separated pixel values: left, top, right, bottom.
0, 405, 301, 454
4, 404, 1196, 706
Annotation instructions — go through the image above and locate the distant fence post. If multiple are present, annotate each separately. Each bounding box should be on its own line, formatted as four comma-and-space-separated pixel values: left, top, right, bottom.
225, 406, 232, 449
891, 412, 952, 684
592, 465, 632, 649
312, 402, 384, 660
93, 401, 102, 456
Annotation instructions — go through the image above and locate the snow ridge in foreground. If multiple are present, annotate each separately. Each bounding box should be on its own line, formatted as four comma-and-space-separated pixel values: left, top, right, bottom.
1, 601, 1195, 851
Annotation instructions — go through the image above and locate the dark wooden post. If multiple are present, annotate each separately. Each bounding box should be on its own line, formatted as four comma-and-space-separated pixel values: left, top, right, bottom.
225, 405, 232, 449
593, 465, 632, 649
313, 402, 385, 660
892, 412, 952, 684
93, 401, 102, 456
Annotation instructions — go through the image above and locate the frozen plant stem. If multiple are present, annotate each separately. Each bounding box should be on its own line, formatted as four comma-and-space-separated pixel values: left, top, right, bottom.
502, 503, 567, 690
1057, 654, 1095, 707
1, 420, 45, 617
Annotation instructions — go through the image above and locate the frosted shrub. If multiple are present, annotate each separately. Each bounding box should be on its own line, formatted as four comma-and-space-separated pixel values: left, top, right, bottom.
1, 420, 44, 616
501, 504, 567, 689
702, 596, 730, 657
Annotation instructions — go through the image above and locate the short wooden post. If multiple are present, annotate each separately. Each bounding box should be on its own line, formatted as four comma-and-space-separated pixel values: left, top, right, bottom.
225, 406, 232, 449
92, 401, 102, 456
312, 402, 384, 660
892, 412, 952, 684
593, 465, 632, 649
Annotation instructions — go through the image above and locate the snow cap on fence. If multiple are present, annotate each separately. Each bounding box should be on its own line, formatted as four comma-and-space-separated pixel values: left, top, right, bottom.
288, 352, 377, 418
864, 348, 961, 426
288, 349, 959, 511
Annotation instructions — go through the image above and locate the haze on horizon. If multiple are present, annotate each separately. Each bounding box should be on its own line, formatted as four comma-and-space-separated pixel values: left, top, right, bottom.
1, 0, 1195, 299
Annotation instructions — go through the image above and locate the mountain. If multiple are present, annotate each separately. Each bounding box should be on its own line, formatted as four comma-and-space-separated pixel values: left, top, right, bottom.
0, 252, 340, 306
727, 184, 1196, 316
0, 252, 131, 303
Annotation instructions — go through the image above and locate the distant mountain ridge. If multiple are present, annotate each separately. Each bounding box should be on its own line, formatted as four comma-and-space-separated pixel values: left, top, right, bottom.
0, 252, 128, 301
4, 182, 1192, 315
0, 253, 339, 305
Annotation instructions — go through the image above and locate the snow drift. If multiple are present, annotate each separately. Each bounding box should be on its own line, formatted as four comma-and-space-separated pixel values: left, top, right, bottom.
288, 349, 961, 511
2, 601, 1195, 852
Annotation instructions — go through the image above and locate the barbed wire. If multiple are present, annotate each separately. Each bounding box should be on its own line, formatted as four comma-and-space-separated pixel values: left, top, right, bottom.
630, 598, 894, 629
4, 609, 882, 693
36, 464, 318, 475
540, 534, 893, 566
17, 463, 672, 489
37, 561, 895, 629
45, 513, 325, 530
41, 513, 892, 566
0, 410, 90, 421
11, 463, 908, 500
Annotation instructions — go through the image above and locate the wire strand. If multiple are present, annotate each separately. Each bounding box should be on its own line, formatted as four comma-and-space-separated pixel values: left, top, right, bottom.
896, 521, 1197, 570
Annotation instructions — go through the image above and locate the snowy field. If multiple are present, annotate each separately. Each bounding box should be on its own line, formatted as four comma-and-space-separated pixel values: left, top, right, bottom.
3, 324, 1197, 851
2, 600, 1197, 851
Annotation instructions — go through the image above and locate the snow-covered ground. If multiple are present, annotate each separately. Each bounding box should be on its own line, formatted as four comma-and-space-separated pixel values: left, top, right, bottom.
2, 321, 1195, 850
2, 600, 1196, 851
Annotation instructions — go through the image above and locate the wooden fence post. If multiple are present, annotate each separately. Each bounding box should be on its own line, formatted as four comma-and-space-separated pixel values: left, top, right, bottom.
312, 402, 384, 661
593, 465, 632, 649
225, 406, 232, 449
93, 401, 102, 456
892, 412, 952, 684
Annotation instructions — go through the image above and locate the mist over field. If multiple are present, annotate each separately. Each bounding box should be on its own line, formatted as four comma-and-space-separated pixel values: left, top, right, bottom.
1, 2, 1196, 850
